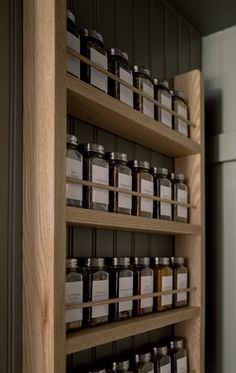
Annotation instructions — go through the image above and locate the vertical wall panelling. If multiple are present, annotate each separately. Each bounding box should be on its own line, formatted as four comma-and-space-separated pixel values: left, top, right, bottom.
191, 29, 202, 70
150, 0, 165, 77
178, 18, 191, 74
165, 4, 178, 79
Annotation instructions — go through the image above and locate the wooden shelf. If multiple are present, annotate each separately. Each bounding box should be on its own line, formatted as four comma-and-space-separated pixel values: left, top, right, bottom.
66, 207, 201, 235
66, 306, 200, 354
67, 74, 201, 158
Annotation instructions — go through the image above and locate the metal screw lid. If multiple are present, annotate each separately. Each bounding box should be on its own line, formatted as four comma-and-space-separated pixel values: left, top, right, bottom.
152, 345, 168, 356
133, 257, 150, 266
111, 358, 130, 371
80, 28, 104, 44
157, 167, 169, 177
153, 79, 169, 90
134, 351, 151, 364
132, 65, 151, 77
171, 257, 185, 265
78, 143, 105, 155
169, 337, 185, 349
87, 368, 107, 373
67, 134, 78, 147
160, 257, 170, 266
152, 257, 160, 265
128, 160, 150, 170
170, 172, 175, 181
173, 90, 185, 100
84, 257, 105, 268
112, 257, 130, 267
67, 9, 76, 24
106, 152, 128, 163
66, 258, 78, 269
107, 48, 129, 63
175, 173, 185, 182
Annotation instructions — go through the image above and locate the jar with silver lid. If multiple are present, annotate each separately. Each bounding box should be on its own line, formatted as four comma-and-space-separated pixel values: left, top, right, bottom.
110, 357, 131, 372
107, 48, 133, 107
169, 338, 188, 373
171, 257, 188, 308
133, 351, 154, 373
79, 143, 109, 211
66, 258, 83, 332
80, 28, 108, 92
152, 257, 173, 312
129, 160, 154, 218
151, 345, 171, 373
153, 79, 172, 128
109, 257, 134, 321
133, 257, 153, 316
67, 9, 80, 77
171, 90, 189, 137
173, 174, 188, 223
133, 66, 154, 119
106, 152, 132, 215
151, 167, 172, 221
66, 134, 83, 208
83, 258, 109, 327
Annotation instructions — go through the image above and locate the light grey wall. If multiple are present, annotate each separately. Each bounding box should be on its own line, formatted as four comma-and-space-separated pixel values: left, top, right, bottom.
203, 25, 236, 373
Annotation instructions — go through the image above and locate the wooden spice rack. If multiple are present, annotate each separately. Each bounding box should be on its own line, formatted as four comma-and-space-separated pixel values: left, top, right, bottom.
23, 2, 205, 373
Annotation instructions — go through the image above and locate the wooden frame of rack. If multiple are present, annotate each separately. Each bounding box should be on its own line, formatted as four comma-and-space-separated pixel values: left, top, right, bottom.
23, 1, 205, 372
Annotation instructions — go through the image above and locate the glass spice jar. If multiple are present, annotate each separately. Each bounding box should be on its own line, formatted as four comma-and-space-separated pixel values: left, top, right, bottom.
66, 134, 83, 208
173, 174, 188, 223
66, 258, 83, 332
129, 160, 154, 218
153, 257, 173, 312
152, 345, 171, 373
80, 28, 108, 92
107, 48, 133, 108
171, 91, 189, 137
133, 66, 154, 119
79, 143, 109, 211
106, 152, 132, 215
171, 257, 188, 308
133, 257, 153, 316
151, 167, 172, 221
169, 338, 188, 373
133, 351, 154, 373
153, 79, 172, 128
110, 357, 131, 372
67, 9, 80, 77
83, 257, 109, 327
109, 257, 134, 321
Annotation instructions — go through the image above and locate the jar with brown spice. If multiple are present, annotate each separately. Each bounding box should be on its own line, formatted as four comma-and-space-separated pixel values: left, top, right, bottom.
171, 91, 189, 137
66, 258, 83, 332
152, 167, 172, 221
83, 258, 109, 327
67, 9, 80, 77
151, 345, 171, 373
106, 152, 132, 215
66, 134, 83, 208
173, 174, 188, 223
153, 257, 173, 312
79, 143, 109, 211
133, 66, 154, 119
129, 160, 154, 218
171, 257, 188, 308
153, 79, 172, 128
169, 338, 188, 373
133, 257, 153, 316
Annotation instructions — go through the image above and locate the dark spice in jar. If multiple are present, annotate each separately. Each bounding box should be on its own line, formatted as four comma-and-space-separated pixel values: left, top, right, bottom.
171, 257, 188, 308
153, 79, 172, 128
173, 174, 188, 223
106, 152, 132, 215
67, 9, 80, 77
151, 345, 171, 373
133, 257, 153, 316
133, 66, 154, 119
129, 160, 153, 218
152, 257, 173, 312
66, 259, 83, 332
66, 134, 83, 208
107, 48, 133, 107
171, 90, 189, 137
151, 167, 172, 221
79, 143, 109, 211
169, 338, 188, 373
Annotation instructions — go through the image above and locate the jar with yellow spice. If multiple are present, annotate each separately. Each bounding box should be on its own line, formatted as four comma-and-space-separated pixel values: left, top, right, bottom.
152, 257, 173, 312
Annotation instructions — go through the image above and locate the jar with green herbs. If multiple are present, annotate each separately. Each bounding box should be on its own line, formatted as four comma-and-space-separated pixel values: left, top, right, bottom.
152, 167, 172, 221
153, 79, 172, 128
66, 134, 83, 208
133, 351, 154, 373
133, 66, 154, 119
173, 174, 188, 223
151, 345, 171, 373
171, 257, 188, 308
169, 338, 188, 373
133, 257, 154, 316
171, 90, 189, 137
66, 258, 83, 332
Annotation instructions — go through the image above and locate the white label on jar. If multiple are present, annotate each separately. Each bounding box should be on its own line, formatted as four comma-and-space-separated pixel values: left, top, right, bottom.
66, 158, 82, 179
141, 179, 153, 213
160, 93, 172, 128
143, 82, 154, 119
160, 185, 172, 218
119, 277, 133, 312
160, 363, 171, 373
119, 67, 133, 107
177, 189, 187, 219
177, 104, 188, 136
141, 275, 153, 308
90, 47, 108, 92
67, 31, 80, 77
118, 173, 132, 210
177, 273, 188, 301
66, 183, 82, 202
161, 275, 173, 306
65, 282, 83, 322
92, 165, 109, 205
92, 279, 109, 318
177, 356, 187, 373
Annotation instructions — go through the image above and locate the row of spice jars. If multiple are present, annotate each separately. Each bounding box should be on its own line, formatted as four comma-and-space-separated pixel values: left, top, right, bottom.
66, 10, 189, 137
66, 136, 189, 223
66, 256, 188, 332
74, 337, 188, 373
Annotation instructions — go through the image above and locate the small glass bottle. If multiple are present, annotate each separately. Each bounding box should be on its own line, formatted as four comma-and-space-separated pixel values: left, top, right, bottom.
173, 174, 188, 223
152, 345, 171, 373
109, 257, 134, 321
79, 143, 109, 211
153, 257, 173, 312
133, 351, 154, 373
66, 258, 83, 332
133, 66, 154, 119
110, 357, 131, 372
151, 167, 172, 221
169, 338, 188, 373
83, 258, 109, 327
129, 160, 154, 218
80, 28, 108, 92
67, 9, 80, 77
171, 257, 188, 308
106, 152, 132, 215
66, 134, 83, 208
153, 79, 172, 128
107, 48, 133, 108
133, 257, 153, 316
171, 91, 189, 137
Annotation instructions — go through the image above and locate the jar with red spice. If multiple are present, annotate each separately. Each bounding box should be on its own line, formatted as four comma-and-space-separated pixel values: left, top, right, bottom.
133, 257, 154, 316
